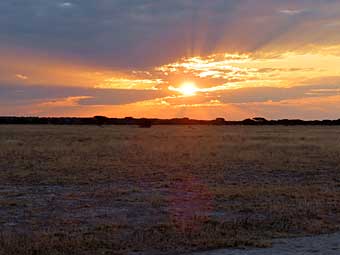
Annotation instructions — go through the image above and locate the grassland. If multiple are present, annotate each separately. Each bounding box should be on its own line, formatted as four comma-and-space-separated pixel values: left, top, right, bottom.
0, 125, 340, 254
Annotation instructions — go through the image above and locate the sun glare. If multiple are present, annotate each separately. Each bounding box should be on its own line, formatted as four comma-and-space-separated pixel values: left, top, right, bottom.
178, 82, 198, 96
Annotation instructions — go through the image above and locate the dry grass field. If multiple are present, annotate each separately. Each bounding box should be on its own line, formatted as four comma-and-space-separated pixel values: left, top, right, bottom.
0, 125, 340, 254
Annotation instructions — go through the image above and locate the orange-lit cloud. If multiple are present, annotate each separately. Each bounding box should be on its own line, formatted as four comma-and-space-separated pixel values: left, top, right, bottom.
156, 52, 340, 91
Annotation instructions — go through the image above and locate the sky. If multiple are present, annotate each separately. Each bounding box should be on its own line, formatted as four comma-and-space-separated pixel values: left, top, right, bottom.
2, 0, 340, 120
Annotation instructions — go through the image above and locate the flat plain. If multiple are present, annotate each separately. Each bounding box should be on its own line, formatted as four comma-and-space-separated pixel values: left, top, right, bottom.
0, 125, 340, 255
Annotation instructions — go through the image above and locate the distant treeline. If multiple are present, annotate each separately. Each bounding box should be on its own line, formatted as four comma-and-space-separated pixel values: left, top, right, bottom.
2, 116, 340, 126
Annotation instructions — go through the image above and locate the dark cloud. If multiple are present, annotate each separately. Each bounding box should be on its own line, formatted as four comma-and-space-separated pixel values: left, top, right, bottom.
0, 84, 168, 106
0, 0, 234, 68
2, 82, 340, 109
218, 84, 340, 104
163, 84, 340, 106
1, 0, 339, 69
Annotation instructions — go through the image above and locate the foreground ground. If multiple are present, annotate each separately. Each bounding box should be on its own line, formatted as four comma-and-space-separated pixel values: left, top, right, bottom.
0, 125, 340, 254
188, 232, 340, 255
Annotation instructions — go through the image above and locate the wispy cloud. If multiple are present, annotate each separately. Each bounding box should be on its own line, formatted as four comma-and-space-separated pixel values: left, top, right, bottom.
0, 85, 169, 106
15, 74, 29, 80
58, 2, 74, 8
279, 9, 305, 15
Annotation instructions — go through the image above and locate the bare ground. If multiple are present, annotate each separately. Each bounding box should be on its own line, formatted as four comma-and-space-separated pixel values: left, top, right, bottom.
186, 232, 340, 255
0, 125, 340, 254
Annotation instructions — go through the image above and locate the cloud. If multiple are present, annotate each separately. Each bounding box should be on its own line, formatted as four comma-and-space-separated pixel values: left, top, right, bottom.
58, 2, 74, 8
15, 74, 28, 80
279, 9, 305, 15
0, 84, 169, 106
218, 84, 340, 104
77, 89, 168, 106
6, 82, 340, 110
156, 83, 340, 107
235, 95, 340, 120
1, 0, 340, 68
156, 52, 339, 91
2, 82, 340, 120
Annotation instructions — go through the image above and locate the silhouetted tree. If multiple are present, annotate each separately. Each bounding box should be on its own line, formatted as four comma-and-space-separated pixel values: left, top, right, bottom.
253, 117, 268, 123
242, 118, 256, 125
212, 118, 226, 125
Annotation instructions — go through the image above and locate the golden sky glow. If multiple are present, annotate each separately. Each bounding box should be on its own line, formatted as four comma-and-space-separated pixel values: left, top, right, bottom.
3, 48, 340, 120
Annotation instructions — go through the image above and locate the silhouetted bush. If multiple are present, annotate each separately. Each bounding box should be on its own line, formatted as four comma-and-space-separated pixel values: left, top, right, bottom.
139, 119, 152, 128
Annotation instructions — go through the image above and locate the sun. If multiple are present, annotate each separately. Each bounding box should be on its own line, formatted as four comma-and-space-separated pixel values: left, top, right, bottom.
167, 81, 199, 96
178, 82, 198, 96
